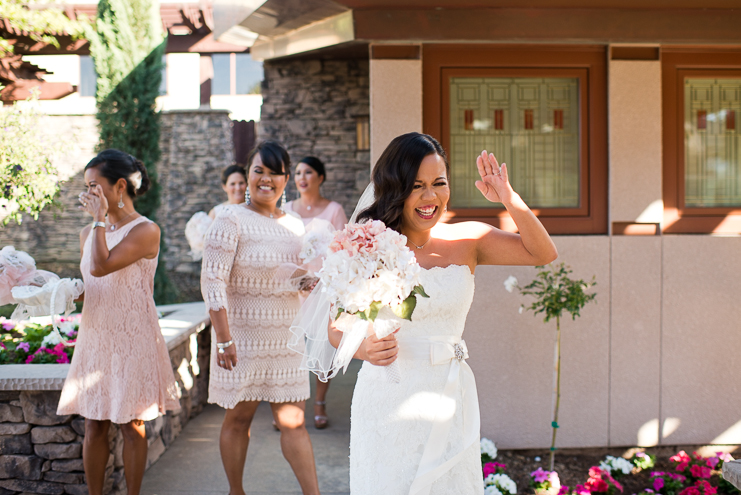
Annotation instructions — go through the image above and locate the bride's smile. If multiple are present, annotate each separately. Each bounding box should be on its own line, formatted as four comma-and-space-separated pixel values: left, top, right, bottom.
402, 153, 450, 243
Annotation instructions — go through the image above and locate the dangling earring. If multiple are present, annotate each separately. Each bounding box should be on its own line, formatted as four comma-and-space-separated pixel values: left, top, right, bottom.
245, 189, 250, 204
280, 190, 287, 211
118, 193, 124, 209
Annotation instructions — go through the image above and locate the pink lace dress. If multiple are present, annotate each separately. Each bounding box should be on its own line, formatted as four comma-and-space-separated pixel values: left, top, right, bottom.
283, 200, 347, 231
57, 216, 180, 423
201, 205, 309, 407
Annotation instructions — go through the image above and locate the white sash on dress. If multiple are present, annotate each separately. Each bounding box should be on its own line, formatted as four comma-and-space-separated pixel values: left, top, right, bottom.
397, 336, 481, 495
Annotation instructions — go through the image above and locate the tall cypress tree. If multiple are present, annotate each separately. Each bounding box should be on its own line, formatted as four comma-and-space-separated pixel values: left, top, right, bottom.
88, 0, 178, 303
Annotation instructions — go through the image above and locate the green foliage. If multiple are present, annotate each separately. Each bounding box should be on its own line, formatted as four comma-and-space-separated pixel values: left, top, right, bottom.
88, 0, 177, 303
0, 0, 88, 55
519, 262, 597, 323
0, 319, 77, 364
0, 89, 69, 225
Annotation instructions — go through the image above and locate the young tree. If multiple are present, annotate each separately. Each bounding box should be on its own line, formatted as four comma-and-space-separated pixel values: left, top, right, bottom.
506, 263, 597, 471
88, 0, 177, 303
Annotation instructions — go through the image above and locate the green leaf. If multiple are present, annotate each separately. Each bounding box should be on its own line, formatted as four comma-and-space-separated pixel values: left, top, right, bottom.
412, 285, 430, 298
367, 301, 383, 322
392, 295, 417, 321
335, 307, 345, 320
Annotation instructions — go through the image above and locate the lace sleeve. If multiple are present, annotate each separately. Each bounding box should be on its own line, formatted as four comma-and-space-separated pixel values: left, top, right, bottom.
200, 207, 239, 312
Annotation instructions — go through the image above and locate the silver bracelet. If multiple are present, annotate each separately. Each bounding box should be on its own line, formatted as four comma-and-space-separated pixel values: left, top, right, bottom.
92, 221, 106, 229
216, 340, 233, 354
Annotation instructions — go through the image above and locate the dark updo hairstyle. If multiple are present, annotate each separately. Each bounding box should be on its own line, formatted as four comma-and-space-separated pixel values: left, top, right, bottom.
298, 156, 326, 181
221, 164, 247, 184
357, 132, 449, 233
84, 149, 151, 198
246, 141, 290, 177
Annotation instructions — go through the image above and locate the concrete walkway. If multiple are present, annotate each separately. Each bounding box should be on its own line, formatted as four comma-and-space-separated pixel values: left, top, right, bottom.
140, 359, 361, 495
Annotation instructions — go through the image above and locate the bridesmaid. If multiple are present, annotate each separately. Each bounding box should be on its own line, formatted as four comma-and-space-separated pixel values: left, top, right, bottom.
58, 149, 180, 495
283, 156, 347, 429
209, 164, 247, 219
201, 141, 321, 495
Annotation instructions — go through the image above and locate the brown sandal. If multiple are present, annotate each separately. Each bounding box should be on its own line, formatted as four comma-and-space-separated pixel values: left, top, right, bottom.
314, 400, 328, 429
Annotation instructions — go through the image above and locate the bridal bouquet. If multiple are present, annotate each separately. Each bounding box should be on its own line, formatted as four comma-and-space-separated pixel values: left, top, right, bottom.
317, 220, 428, 382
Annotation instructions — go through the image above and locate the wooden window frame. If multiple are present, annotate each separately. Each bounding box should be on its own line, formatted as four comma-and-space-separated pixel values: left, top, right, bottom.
662, 48, 741, 234
423, 44, 608, 235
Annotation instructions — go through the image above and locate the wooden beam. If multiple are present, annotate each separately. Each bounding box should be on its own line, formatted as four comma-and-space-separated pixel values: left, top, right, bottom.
353, 8, 741, 43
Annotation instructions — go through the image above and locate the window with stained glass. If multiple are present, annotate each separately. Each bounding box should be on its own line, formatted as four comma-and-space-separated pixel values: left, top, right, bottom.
449, 77, 580, 209
684, 78, 741, 207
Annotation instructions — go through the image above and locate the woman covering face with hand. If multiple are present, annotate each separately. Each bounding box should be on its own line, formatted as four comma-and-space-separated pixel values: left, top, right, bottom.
56, 149, 180, 495
200, 141, 321, 495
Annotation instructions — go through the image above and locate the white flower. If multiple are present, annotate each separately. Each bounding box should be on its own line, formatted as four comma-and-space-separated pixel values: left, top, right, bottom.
59, 321, 76, 337
600, 456, 633, 475
504, 275, 518, 293
480, 437, 497, 459
518, 305, 524, 314
487, 473, 517, 495
41, 330, 62, 347
485, 486, 503, 495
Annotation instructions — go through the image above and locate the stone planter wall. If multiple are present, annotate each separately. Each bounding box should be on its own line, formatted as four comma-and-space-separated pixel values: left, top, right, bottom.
0, 305, 211, 495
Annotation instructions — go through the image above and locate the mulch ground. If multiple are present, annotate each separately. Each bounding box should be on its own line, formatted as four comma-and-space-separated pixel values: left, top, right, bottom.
496, 446, 740, 495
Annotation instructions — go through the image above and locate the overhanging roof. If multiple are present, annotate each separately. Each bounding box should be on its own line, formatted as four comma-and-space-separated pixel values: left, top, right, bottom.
214, 0, 741, 61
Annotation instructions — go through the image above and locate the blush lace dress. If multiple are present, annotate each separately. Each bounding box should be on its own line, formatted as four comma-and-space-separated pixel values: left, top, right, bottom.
57, 216, 180, 423
201, 205, 309, 407
349, 264, 485, 495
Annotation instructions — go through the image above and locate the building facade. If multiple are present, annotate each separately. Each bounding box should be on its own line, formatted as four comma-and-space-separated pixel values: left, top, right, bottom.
215, 0, 741, 449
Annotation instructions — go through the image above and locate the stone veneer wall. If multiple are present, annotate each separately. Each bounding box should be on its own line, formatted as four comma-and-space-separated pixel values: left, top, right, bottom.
259, 58, 371, 217
0, 327, 211, 495
0, 110, 234, 302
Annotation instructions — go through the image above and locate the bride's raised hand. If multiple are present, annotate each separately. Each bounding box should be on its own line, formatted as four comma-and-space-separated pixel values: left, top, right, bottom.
474, 150, 515, 205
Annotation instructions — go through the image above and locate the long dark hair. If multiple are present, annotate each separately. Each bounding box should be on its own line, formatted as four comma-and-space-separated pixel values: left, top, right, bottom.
246, 141, 290, 176
85, 149, 151, 198
221, 164, 246, 184
357, 132, 449, 232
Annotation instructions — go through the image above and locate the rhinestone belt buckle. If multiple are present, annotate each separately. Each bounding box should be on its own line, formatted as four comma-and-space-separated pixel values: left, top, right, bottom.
453, 343, 465, 362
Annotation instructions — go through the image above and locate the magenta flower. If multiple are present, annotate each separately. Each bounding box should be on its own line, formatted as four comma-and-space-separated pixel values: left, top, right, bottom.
690, 465, 712, 479
531, 468, 550, 483
2, 321, 15, 331
706, 457, 719, 469
16, 342, 29, 352
653, 478, 665, 491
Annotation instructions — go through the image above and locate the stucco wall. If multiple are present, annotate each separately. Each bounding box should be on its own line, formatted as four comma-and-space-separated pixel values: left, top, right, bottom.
369, 59, 423, 165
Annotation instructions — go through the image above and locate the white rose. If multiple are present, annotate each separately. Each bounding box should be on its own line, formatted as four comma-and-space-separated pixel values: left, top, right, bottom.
504, 275, 518, 293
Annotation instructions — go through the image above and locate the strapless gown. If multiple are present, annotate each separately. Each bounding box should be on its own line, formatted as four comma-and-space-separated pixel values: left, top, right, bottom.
349, 264, 485, 495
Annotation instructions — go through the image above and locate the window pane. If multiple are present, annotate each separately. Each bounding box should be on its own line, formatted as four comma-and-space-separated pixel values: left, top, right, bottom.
79, 55, 97, 97
212, 54, 231, 95
235, 53, 263, 94
449, 77, 580, 208
684, 78, 741, 207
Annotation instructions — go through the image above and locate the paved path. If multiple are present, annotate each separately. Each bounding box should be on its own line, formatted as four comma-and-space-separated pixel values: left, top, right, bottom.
141, 360, 361, 495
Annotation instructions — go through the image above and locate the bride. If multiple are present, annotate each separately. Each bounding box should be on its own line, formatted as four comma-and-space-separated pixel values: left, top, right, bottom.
296, 132, 557, 494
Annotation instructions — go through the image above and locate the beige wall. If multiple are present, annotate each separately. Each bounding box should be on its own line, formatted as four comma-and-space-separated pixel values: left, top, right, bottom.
369, 59, 422, 166
373, 48, 741, 449
609, 60, 663, 224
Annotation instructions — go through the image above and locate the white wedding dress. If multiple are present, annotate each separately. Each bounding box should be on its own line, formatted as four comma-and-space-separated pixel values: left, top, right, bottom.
349, 264, 485, 495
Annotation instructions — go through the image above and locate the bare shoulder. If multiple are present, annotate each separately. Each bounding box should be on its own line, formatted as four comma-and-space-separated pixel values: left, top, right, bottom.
432, 221, 495, 241
129, 219, 160, 239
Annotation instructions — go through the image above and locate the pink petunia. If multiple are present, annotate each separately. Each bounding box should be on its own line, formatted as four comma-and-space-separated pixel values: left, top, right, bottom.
706, 457, 719, 469
653, 478, 665, 491
16, 342, 29, 352
690, 465, 712, 479
531, 468, 550, 483
558, 486, 571, 495
483, 463, 498, 477
1, 321, 15, 331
